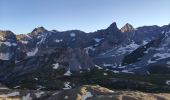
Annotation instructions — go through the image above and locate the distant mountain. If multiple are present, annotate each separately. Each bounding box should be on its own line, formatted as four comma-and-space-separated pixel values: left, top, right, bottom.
0, 22, 170, 91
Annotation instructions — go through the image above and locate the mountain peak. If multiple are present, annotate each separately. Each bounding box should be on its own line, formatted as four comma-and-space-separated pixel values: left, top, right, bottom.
0, 30, 16, 40
121, 23, 134, 33
31, 27, 47, 35
106, 22, 120, 32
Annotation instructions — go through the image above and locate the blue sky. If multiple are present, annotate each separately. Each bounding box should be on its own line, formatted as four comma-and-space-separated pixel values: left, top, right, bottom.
0, 0, 170, 34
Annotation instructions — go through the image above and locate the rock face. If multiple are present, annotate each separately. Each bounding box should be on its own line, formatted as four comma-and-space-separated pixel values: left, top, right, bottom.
0, 85, 170, 100
0, 30, 17, 60
121, 23, 135, 33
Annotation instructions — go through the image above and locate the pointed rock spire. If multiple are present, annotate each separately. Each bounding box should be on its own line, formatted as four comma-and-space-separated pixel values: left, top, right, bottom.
121, 23, 134, 33
107, 22, 119, 32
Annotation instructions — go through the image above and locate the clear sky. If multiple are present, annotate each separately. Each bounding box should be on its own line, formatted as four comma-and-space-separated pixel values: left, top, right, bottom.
0, 0, 170, 34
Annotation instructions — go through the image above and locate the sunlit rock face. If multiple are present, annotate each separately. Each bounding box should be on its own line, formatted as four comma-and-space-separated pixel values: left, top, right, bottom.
121, 23, 135, 33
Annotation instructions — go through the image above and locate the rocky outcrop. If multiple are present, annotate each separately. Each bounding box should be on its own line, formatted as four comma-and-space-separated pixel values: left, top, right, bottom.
121, 23, 135, 33
0, 30, 17, 60
0, 85, 170, 100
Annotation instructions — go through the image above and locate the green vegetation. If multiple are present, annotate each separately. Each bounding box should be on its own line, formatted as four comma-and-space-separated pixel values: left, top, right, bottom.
5, 68, 170, 93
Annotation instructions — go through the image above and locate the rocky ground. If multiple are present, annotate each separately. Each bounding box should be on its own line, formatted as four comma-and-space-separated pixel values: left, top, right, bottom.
0, 85, 170, 100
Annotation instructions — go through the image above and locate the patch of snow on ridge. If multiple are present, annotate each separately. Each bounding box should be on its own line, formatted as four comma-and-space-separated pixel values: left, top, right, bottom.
63, 82, 72, 90
95, 65, 103, 69
21, 40, 28, 44
94, 38, 103, 42
0, 42, 17, 46
70, 33, 76, 37
64, 69, 72, 76
0, 53, 10, 60
64, 96, 68, 99
122, 70, 134, 74
142, 40, 148, 45
161, 31, 165, 34
53, 63, 59, 69
118, 41, 140, 54
37, 32, 48, 46
22, 93, 32, 100
2, 42, 12, 46
35, 91, 45, 98
55, 39, 63, 43
147, 59, 157, 64
103, 73, 108, 75
103, 63, 113, 67
34, 78, 38, 80
153, 53, 170, 60
27, 48, 38, 56
166, 80, 170, 85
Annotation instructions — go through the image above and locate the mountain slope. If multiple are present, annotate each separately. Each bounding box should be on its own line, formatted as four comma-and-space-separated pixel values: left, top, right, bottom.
0, 22, 170, 91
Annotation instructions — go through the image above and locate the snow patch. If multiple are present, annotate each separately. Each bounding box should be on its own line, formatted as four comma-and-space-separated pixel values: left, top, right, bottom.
22, 93, 32, 100
34, 78, 38, 80
64, 95, 68, 99
13, 86, 20, 89
63, 82, 72, 90
166, 80, 170, 85
95, 65, 103, 69
27, 48, 38, 56
147, 59, 157, 64
70, 33, 76, 37
117, 41, 140, 54
153, 53, 170, 60
142, 40, 148, 45
55, 39, 63, 43
122, 70, 134, 74
103, 63, 113, 67
82, 92, 93, 100
103, 73, 108, 75
36, 85, 45, 90
35, 91, 44, 98
94, 38, 103, 42
64, 69, 72, 76
53, 63, 59, 69
113, 70, 120, 73
0, 53, 10, 60
21, 40, 28, 44
0, 42, 17, 46
161, 31, 165, 34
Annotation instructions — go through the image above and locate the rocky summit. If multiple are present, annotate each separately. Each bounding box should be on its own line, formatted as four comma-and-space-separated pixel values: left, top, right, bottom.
0, 22, 170, 99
